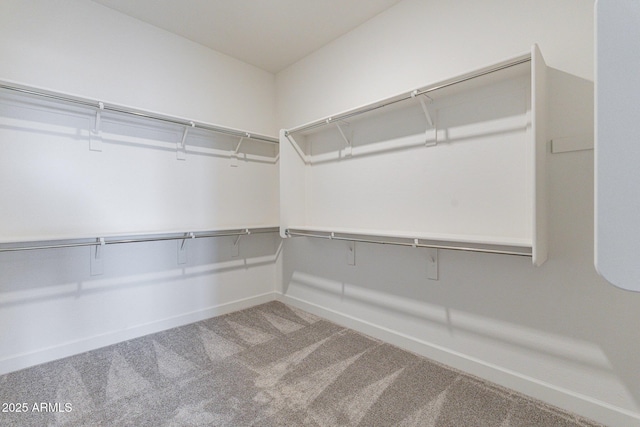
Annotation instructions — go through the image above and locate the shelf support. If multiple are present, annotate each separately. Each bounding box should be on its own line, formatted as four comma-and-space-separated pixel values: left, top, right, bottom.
347, 240, 356, 265
336, 122, 352, 157
90, 237, 105, 276
426, 247, 438, 280
232, 229, 250, 257
178, 232, 194, 264
177, 121, 195, 160
230, 136, 244, 167
285, 132, 310, 164
90, 102, 104, 152
412, 91, 437, 146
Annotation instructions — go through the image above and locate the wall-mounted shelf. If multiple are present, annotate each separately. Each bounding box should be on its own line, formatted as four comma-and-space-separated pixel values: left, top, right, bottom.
0, 226, 279, 252
281, 45, 548, 265
0, 226, 279, 276
286, 227, 532, 257
0, 81, 280, 243
0, 80, 279, 145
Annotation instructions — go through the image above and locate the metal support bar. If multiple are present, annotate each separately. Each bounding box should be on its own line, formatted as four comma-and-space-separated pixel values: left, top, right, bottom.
426, 248, 438, 280
234, 137, 244, 155
285, 229, 532, 257
90, 237, 105, 275
231, 136, 244, 167
347, 240, 356, 265
232, 229, 250, 257
0, 82, 279, 145
336, 122, 352, 157
177, 121, 195, 160
0, 227, 279, 253
177, 232, 194, 264
412, 91, 437, 146
414, 92, 434, 128
285, 133, 310, 164
90, 101, 104, 152
93, 102, 104, 133
180, 232, 196, 250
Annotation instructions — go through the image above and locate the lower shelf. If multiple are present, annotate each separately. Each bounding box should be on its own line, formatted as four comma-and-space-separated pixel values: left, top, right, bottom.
285, 226, 533, 258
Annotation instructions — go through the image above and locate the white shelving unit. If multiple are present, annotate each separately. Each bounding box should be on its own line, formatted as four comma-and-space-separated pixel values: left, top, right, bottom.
0, 80, 280, 247
281, 45, 548, 265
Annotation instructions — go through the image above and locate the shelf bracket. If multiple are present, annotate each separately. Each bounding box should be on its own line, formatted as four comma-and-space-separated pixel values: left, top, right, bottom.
90, 102, 104, 152
285, 132, 310, 164
232, 229, 250, 257
426, 248, 438, 281
177, 121, 195, 161
412, 91, 437, 146
90, 237, 105, 276
347, 240, 356, 265
178, 232, 195, 264
336, 122, 352, 157
230, 136, 244, 167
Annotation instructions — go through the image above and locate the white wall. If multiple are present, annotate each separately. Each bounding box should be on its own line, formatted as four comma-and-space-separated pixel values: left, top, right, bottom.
0, 0, 279, 374
0, 0, 276, 136
276, 0, 640, 425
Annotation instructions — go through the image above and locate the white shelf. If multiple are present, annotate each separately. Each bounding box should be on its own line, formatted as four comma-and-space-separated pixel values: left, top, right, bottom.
0, 226, 280, 252
281, 45, 548, 264
0, 82, 280, 245
286, 226, 532, 257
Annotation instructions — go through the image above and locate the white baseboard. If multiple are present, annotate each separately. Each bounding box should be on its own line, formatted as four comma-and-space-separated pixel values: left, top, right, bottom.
277, 293, 640, 427
0, 291, 277, 376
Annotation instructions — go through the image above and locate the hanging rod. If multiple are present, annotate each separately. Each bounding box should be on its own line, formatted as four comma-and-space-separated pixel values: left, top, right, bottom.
0, 81, 279, 145
285, 56, 531, 136
286, 229, 532, 257
0, 227, 280, 253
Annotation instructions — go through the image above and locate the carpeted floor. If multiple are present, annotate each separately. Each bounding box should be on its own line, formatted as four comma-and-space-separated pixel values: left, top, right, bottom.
0, 301, 603, 426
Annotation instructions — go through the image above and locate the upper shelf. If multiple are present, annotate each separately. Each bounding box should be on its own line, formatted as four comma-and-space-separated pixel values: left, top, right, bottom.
285, 52, 531, 138
0, 79, 279, 145
280, 45, 548, 265
0, 80, 280, 243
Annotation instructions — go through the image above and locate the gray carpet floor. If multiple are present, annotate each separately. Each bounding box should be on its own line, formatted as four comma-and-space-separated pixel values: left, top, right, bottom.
0, 301, 603, 426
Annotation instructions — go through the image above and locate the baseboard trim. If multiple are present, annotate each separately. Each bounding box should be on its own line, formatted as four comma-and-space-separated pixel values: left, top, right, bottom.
0, 291, 277, 376
277, 293, 640, 427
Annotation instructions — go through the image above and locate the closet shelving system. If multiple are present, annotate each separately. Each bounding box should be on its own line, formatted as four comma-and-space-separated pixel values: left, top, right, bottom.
281, 45, 548, 265
0, 80, 279, 255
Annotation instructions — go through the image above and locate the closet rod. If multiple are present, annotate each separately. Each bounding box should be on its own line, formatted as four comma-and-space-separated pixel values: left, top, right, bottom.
286, 230, 532, 257
0, 227, 279, 253
285, 56, 531, 136
0, 82, 279, 145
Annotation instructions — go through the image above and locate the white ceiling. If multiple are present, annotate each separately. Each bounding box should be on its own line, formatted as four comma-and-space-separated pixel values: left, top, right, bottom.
90, 0, 403, 73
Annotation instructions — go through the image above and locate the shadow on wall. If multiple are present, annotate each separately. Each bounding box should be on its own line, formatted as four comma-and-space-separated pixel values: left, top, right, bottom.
281, 69, 640, 414
0, 232, 281, 308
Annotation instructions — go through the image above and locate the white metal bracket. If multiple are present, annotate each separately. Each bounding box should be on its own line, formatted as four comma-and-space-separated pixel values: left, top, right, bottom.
426, 248, 439, 280
232, 229, 250, 257
336, 122, 352, 157
230, 136, 245, 167
412, 91, 437, 146
90, 237, 105, 276
177, 121, 195, 160
90, 102, 104, 152
347, 240, 356, 265
178, 232, 195, 264
285, 132, 310, 164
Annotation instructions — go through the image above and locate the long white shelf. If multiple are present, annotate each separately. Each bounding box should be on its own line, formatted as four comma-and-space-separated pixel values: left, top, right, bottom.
0, 226, 280, 252
0, 79, 279, 144
286, 226, 532, 257
280, 45, 548, 265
